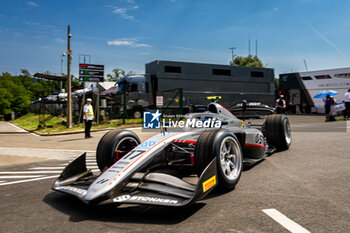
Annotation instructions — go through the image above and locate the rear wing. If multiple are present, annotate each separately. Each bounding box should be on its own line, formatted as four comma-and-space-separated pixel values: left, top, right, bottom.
229, 101, 275, 119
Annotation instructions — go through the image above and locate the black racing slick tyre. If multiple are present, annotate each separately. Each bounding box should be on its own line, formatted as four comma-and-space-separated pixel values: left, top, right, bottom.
264, 114, 292, 151
96, 129, 140, 172
195, 129, 243, 190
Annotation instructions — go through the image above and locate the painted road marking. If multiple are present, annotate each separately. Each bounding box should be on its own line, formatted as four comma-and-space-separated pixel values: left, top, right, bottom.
30, 166, 98, 170
9, 122, 40, 137
0, 170, 99, 187
0, 175, 59, 186
0, 147, 95, 153
0, 171, 63, 174
30, 167, 66, 170
262, 209, 310, 233
0, 153, 100, 187
0, 175, 45, 179
0, 169, 100, 174
61, 163, 97, 166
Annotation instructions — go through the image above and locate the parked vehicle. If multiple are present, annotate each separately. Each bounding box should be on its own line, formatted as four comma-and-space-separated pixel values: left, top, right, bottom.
111, 60, 275, 118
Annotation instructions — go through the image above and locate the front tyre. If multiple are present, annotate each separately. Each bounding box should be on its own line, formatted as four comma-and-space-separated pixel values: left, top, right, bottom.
96, 129, 140, 172
264, 114, 291, 151
195, 129, 243, 190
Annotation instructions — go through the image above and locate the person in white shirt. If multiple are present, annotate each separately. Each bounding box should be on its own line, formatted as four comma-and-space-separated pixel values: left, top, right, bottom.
83, 98, 94, 138
275, 95, 286, 114
344, 89, 350, 120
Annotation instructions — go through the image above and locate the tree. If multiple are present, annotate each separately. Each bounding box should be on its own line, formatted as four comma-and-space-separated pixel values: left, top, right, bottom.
274, 78, 279, 89
0, 72, 31, 117
0, 87, 13, 116
230, 55, 264, 67
107, 68, 126, 82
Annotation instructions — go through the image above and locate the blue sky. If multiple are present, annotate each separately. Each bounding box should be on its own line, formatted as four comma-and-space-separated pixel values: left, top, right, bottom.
1, 0, 350, 77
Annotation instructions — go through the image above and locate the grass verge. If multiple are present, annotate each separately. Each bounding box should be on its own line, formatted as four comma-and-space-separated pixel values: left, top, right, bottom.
11, 113, 142, 134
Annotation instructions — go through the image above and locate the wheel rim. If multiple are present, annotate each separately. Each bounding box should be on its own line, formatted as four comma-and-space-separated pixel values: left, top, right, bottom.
283, 119, 292, 145
134, 111, 141, 119
219, 137, 242, 181
114, 137, 139, 161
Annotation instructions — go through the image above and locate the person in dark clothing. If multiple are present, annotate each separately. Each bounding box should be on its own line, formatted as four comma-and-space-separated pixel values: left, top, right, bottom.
324, 95, 332, 122
275, 95, 286, 114
344, 89, 350, 120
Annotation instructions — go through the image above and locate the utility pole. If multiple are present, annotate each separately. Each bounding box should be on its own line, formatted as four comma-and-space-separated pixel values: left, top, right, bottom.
255, 40, 258, 57
229, 47, 236, 64
67, 25, 72, 128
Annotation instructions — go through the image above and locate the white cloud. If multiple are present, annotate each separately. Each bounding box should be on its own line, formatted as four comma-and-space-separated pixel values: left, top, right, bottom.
113, 7, 134, 19
109, 4, 139, 20
55, 38, 65, 43
107, 38, 151, 48
27, 1, 39, 7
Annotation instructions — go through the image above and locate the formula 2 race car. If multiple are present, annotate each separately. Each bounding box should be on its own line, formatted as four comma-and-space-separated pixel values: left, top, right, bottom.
52, 101, 291, 207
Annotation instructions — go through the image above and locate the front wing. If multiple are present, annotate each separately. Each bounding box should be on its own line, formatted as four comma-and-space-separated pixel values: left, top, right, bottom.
52, 153, 217, 207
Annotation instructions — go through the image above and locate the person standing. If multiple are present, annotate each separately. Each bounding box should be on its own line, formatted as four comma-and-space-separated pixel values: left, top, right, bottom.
83, 98, 94, 138
344, 89, 350, 120
275, 95, 286, 114
324, 95, 332, 122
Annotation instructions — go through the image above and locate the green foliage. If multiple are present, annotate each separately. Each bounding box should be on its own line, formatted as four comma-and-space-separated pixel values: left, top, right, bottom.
11, 113, 142, 134
107, 68, 126, 82
230, 55, 264, 67
0, 70, 61, 118
0, 87, 13, 115
274, 78, 279, 89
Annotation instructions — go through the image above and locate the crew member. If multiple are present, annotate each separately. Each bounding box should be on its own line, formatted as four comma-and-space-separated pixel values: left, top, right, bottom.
344, 89, 350, 120
275, 95, 286, 114
83, 98, 94, 138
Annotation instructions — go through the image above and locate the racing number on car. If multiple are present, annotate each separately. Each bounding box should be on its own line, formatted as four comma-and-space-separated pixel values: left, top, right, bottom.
123, 150, 145, 161
255, 134, 264, 144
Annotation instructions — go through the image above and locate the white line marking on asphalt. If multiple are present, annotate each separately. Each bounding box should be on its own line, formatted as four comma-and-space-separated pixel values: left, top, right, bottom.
9, 122, 26, 132
0, 175, 59, 186
0, 147, 95, 153
30, 166, 98, 170
0, 169, 100, 186
9, 122, 40, 137
0, 169, 100, 174
0, 171, 62, 174
29, 167, 65, 170
262, 209, 310, 233
0, 175, 44, 179
61, 163, 97, 166
127, 127, 142, 130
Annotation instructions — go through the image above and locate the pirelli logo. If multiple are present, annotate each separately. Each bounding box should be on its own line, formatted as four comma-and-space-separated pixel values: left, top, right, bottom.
202, 175, 216, 193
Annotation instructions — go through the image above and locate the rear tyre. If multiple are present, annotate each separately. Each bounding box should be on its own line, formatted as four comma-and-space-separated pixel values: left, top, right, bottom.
264, 114, 291, 151
96, 129, 140, 172
195, 129, 243, 190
